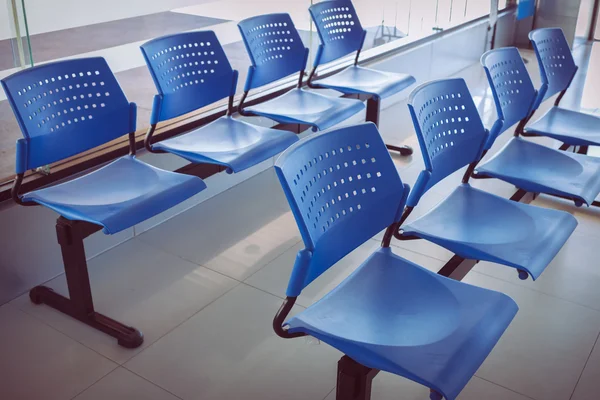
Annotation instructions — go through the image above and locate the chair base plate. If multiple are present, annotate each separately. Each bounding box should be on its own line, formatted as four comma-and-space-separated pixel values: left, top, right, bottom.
29, 286, 144, 349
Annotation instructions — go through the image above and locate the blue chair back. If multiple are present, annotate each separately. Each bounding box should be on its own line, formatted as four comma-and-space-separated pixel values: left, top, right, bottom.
407, 79, 488, 206
275, 122, 407, 297
309, 0, 366, 66
141, 31, 236, 124
529, 28, 578, 102
1, 57, 134, 174
481, 47, 538, 146
238, 13, 309, 90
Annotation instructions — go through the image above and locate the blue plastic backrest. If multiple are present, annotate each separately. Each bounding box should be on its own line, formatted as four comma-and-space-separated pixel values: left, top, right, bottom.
407, 79, 488, 205
481, 47, 538, 146
517, 0, 536, 20
275, 122, 407, 296
529, 28, 578, 101
140, 31, 236, 124
309, 0, 366, 66
1, 57, 134, 174
238, 13, 308, 90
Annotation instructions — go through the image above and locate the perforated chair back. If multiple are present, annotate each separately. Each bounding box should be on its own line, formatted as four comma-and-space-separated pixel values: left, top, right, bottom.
238, 13, 308, 90
309, 0, 365, 66
276, 123, 407, 296
407, 79, 488, 202
529, 28, 578, 101
481, 47, 538, 145
1, 57, 134, 174
141, 31, 236, 124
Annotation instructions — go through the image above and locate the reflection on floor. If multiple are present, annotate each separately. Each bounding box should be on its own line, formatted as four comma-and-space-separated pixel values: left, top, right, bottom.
2, 39, 600, 400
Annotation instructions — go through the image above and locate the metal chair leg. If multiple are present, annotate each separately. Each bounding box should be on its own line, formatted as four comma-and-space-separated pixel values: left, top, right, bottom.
336, 356, 379, 400
366, 97, 413, 156
29, 217, 143, 349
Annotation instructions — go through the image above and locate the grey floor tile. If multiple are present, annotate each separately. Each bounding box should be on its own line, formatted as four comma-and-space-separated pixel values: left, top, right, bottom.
0, 303, 116, 400
126, 284, 339, 400
74, 367, 180, 400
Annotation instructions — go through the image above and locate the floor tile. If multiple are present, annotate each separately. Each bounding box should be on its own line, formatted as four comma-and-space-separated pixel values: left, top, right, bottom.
74, 367, 180, 400
126, 284, 340, 400
473, 231, 600, 311
0, 304, 116, 400
571, 334, 600, 400
324, 374, 532, 400
139, 169, 302, 281
12, 238, 237, 364
462, 272, 600, 400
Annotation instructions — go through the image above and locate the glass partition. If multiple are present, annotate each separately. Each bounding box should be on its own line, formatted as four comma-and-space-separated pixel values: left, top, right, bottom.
1, 0, 32, 182
0, 0, 508, 184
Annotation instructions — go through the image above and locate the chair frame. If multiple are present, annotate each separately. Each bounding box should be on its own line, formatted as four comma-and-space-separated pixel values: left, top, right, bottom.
471, 47, 600, 209
272, 221, 468, 400
143, 86, 238, 155
11, 133, 144, 348
305, 0, 413, 156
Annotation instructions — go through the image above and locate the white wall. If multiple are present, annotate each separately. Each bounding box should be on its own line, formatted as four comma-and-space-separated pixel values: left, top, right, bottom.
1, 0, 213, 40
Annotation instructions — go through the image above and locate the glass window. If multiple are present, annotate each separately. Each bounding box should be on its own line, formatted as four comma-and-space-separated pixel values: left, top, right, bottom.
0, 0, 505, 184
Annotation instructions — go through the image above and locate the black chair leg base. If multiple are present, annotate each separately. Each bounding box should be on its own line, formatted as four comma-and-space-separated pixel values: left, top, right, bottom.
386, 144, 413, 156
29, 285, 144, 349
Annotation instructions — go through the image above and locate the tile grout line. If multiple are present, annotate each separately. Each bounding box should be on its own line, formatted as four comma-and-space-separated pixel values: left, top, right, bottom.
471, 268, 600, 315
119, 367, 186, 400
473, 375, 538, 400
68, 364, 120, 400
6, 302, 121, 366
135, 229, 303, 286
123, 280, 244, 365
568, 329, 600, 400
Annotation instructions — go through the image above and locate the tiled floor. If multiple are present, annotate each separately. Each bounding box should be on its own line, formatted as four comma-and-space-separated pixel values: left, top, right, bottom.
3, 36, 600, 400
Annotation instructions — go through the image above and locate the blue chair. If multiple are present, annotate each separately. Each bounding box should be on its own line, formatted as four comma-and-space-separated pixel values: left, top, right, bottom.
236, 13, 365, 132
308, 0, 416, 155
523, 28, 600, 150
140, 31, 298, 173
397, 78, 577, 281
478, 46, 600, 207
273, 122, 518, 400
1, 58, 207, 348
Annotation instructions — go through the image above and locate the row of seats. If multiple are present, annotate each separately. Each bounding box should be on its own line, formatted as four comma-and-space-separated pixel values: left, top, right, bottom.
272, 27, 600, 400
2, 0, 598, 397
3, 2, 416, 234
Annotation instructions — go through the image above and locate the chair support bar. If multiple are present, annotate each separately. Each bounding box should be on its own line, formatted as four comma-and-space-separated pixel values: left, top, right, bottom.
554, 89, 567, 107
365, 97, 413, 156
273, 296, 307, 339
144, 124, 167, 155
11, 173, 37, 206
29, 217, 144, 348
306, 66, 318, 89
237, 91, 251, 117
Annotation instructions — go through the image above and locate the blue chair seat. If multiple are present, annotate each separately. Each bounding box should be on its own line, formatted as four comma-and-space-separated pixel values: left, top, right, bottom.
244, 88, 365, 131
477, 137, 600, 205
525, 106, 600, 147
286, 247, 518, 400
312, 65, 416, 99
151, 116, 298, 173
402, 185, 577, 279
22, 156, 207, 234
